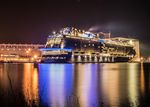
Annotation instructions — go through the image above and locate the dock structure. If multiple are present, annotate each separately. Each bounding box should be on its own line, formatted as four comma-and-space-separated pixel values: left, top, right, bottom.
0, 44, 44, 62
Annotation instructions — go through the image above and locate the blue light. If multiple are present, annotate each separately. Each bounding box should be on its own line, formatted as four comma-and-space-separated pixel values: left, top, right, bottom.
38, 64, 74, 106
80, 32, 96, 38
62, 27, 72, 35
99, 39, 105, 43
39, 48, 72, 52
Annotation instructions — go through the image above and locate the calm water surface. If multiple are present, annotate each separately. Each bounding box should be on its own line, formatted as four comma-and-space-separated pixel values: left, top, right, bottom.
0, 63, 150, 107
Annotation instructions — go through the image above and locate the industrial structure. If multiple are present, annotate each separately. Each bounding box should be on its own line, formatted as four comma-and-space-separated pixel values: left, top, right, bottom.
40, 27, 140, 63
0, 44, 44, 62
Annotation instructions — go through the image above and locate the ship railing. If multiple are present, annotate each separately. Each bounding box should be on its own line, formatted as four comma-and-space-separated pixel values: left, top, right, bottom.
66, 35, 99, 41
105, 41, 133, 47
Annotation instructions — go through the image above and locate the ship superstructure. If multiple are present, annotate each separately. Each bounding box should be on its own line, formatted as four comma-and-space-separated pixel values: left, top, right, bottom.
40, 27, 139, 63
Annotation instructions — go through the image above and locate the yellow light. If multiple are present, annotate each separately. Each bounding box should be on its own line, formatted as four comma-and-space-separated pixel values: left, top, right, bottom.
34, 55, 37, 59
26, 50, 29, 53
78, 55, 81, 62
129, 40, 133, 45
61, 43, 64, 49
52, 31, 56, 34
140, 57, 144, 62
28, 48, 31, 51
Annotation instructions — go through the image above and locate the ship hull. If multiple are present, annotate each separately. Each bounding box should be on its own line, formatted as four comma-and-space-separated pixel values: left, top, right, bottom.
41, 54, 72, 63
40, 55, 131, 63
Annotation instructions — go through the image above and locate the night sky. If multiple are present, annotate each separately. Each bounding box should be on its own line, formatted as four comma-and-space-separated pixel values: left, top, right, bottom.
0, 0, 149, 56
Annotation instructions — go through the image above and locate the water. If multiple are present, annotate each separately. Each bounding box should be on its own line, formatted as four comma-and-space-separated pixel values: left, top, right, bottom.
0, 63, 150, 107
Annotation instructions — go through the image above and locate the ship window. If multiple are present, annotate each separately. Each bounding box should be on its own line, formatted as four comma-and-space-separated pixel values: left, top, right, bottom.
55, 38, 61, 44
81, 52, 85, 54
0, 45, 4, 48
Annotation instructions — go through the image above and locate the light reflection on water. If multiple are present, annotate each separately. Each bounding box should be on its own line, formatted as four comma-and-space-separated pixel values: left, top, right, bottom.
23, 63, 39, 106
100, 64, 120, 106
140, 63, 145, 96
128, 63, 139, 106
38, 64, 74, 107
75, 64, 98, 107
0, 63, 150, 107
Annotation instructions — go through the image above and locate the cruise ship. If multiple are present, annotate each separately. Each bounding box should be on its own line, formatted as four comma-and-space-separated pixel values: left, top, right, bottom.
40, 27, 140, 63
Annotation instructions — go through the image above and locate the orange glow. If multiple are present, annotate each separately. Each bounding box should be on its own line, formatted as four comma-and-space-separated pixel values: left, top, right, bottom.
140, 63, 145, 95
22, 63, 39, 106
28, 48, 31, 51
26, 50, 29, 54
34, 55, 38, 59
